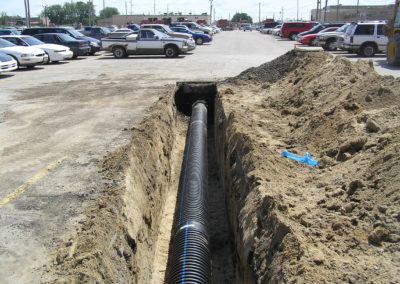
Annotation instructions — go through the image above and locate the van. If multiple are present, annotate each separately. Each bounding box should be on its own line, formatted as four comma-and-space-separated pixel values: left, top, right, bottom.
281, 21, 318, 40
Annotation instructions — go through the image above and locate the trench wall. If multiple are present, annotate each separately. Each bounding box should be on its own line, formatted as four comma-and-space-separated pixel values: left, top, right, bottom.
214, 93, 303, 283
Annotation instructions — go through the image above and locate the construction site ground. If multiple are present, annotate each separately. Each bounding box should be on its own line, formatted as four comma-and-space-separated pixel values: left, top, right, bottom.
0, 31, 399, 283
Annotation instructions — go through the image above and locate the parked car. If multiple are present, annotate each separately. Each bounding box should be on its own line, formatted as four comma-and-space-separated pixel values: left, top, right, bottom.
170, 26, 212, 45
298, 27, 339, 46
280, 21, 318, 40
0, 38, 47, 68
33, 33, 90, 58
342, 21, 388, 56
22, 27, 100, 55
127, 24, 140, 31
80, 26, 111, 40
0, 51, 18, 74
140, 24, 196, 50
101, 29, 189, 58
0, 35, 73, 63
317, 23, 350, 51
242, 24, 252, 32
0, 28, 20, 35
271, 25, 282, 36
295, 23, 345, 40
171, 22, 213, 35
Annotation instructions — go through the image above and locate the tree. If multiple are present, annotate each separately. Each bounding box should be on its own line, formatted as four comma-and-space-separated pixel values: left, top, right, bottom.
41, 1, 95, 25
231, 13, 253, 23
0, 12, 8, 25
99, 7, 119, 19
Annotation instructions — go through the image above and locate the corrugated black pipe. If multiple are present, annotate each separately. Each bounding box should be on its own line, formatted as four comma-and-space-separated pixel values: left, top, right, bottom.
167, 101, 211, 284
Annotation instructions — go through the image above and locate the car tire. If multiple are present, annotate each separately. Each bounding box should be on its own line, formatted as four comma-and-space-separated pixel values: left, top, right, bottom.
360, 43, 376, 57
196, 37, 204, 45
310, 38, 318, 46
88, 51, 96, 56
289, 33, 298, 40
26, 65, 35, 69
325, 39, 337, 51
165, 46, 178, 58
113, 46, 127, 58
44, 52, 50, 64
10, 55, 20, 68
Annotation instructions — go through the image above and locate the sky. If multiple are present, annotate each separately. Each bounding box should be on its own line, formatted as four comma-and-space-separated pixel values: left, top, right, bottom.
0, 0, 395, 22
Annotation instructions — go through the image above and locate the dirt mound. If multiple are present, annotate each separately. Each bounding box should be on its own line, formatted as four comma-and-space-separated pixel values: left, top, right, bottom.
217, 50, 400, 283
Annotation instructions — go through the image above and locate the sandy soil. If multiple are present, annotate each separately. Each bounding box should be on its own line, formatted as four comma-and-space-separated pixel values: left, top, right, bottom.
216, 50, 400, 283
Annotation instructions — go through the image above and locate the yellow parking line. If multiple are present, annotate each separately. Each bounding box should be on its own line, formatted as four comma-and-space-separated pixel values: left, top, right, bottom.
0, 156, 67, 209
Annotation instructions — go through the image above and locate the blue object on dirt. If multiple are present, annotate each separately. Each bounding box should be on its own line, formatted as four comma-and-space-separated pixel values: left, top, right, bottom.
281, 150, 318, 166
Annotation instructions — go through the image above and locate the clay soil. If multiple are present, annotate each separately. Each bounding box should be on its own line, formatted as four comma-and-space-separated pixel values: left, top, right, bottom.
44, 50, 399, 283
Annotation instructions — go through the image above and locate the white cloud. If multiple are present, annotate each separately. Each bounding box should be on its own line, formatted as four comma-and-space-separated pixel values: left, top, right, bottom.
0, 0, 394, 22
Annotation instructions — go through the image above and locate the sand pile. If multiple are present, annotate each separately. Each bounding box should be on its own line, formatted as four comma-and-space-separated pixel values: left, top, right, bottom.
217, 50, 400, 283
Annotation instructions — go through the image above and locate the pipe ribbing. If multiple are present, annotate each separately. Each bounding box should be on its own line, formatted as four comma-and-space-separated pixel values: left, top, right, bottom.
167, 101, 210, 284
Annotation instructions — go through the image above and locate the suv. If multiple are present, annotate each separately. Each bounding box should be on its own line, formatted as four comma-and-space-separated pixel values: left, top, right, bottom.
171, 22, 213, 35
342, 21, 388, 56
281, 21, 318, 40
22, 27, 100, 55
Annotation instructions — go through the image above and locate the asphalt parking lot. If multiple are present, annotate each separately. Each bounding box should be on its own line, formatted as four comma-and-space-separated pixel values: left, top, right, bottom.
0, 30, 398, 282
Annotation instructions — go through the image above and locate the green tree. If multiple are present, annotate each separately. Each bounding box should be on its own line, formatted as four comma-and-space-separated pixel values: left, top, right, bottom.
0, 12, 8, 25
231, 13, 253, 23
99, 7, 119, 19
45, 4, 66, 25
41, 1, 95, 26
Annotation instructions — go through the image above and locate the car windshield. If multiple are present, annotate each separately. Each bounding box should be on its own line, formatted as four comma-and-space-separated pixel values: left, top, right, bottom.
0, 38, 16, 47
58, 33, 77, 41
318, 27, 338, 34
337, 24, 350, 32
154, 30, 170, 38
23, 36, 45, 45
67, 28, 85, 37
162, 25, 174, 33
345, 24, 356, 36
308, 24, 322, 32
102, 27, 111, 33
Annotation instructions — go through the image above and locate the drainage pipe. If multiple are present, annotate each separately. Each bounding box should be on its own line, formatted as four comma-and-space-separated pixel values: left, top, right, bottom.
167, 101, 211, 284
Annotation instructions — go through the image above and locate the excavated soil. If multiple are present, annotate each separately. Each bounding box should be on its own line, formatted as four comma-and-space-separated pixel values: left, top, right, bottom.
45, 50, 400, 283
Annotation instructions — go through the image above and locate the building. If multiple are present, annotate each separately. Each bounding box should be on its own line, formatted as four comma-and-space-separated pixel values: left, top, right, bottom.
98, 13, 210, 27
311, 4, 393, 22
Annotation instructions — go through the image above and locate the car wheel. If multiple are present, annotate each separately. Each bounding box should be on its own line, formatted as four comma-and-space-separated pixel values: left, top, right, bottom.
88, 51, 96, 56
113, 46, 127, 58
26, 65, 35, 69
289, 33, 298, 40
360, 44, 376, 57
165, 46, 178, 58
326, 39, 337, 51
196, 37, 204, 45
10, 55, 20, 68
44, 52, 50, 64
310, 38, 318, 46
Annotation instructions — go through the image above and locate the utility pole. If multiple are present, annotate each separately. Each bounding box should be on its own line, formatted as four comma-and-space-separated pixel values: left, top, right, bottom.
130, 0, 133, 15
153, 0, 155, 15
297, 0, 299, 20
24, 0, 31, 28
209, 0, 213, 24
336, 0, 339, 20
324, 0, 328, 22
258, 3, 261, 24
88, 0, 92, 26
356, 0, 359, 20
316, 0, 322, 21
281, 7, 283, 22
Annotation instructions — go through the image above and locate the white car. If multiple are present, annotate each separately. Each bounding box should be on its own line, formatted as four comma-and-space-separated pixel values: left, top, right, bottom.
0, 38, 47, 68
0, 35, 73, 63
0, 51, 18, 74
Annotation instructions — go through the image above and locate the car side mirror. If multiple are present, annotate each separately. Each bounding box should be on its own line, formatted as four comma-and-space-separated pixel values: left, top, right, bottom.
154, 35, 159, 40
